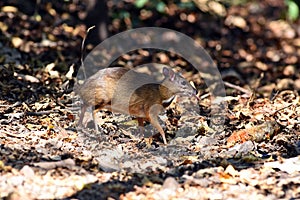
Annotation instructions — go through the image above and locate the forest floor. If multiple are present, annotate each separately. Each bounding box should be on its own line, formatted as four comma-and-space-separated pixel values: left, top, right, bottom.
0, 0, 299, 199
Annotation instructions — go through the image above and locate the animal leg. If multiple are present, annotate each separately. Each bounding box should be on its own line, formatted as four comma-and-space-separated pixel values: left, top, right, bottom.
92, 108, 100, 133
78, 105, 87, 128
148, 105, 167, 144
137, 117, 145, 137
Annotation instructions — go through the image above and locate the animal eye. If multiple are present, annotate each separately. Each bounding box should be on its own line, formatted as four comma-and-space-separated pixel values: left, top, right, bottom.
181, 81, 186, 85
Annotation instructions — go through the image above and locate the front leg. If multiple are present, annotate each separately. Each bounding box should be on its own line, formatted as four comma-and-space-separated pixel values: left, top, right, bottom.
148, 104, 167, 144
92, 109, 100, 133
137, 117, 145, 134
93, 104, 105, 133
78, 104, 87, 128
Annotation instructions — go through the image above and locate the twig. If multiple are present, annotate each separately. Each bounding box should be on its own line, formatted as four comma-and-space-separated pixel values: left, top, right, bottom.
25, 110, 60, 116
272, 95, 299, 115
272, 104, 293, 115
0, 102, 22, 107
0, 130, 28, 138
199, 93, 210, 100
224, 81, 252, 96
33, 158, 75, 170
81, 25, 95, 80
4, 110, 60, 118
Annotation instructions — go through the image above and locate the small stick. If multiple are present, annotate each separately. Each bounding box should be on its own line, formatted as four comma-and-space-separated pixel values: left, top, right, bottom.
224, 81, 252, 96
199, 93, 210, 100
80, 25, 95, 80
0, 102, 22, 107
33, 158, 75, 170
272, 103, 294, 115
272, 95, 299, 116
25, 110, 59, 116
0, 130, 27, 138
4, 110, 59, 117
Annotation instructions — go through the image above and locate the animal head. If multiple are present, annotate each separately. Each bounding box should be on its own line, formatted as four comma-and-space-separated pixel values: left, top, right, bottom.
161, 67, 197, 97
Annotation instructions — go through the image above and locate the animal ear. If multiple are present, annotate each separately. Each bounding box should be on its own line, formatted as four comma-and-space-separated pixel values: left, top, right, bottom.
163, 67, 175, 81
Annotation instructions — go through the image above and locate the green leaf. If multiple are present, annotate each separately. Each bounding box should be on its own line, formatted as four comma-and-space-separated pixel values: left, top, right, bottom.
156, 1, 166, 13
287, 0, 299, 20
178, 2, 196, 9
134, 0, 148, 8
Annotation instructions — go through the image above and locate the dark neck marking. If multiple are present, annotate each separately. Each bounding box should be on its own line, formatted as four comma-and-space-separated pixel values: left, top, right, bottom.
162, 95, 175, 107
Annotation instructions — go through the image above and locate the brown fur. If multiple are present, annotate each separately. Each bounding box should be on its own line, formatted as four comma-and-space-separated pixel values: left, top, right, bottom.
76, 67, 197, 144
